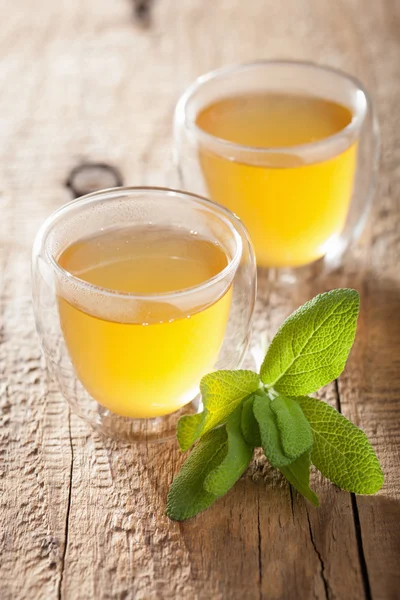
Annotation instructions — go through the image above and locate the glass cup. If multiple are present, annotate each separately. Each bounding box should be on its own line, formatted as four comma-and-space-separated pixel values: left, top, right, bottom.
32, 187, 256, 442
174, 60, 379, 280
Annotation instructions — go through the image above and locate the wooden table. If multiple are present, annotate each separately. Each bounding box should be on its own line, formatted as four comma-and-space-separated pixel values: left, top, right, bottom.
1, 0, 399, 598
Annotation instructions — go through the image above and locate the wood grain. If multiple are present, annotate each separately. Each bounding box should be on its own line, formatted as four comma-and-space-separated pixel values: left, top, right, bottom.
0, 0, 399, 598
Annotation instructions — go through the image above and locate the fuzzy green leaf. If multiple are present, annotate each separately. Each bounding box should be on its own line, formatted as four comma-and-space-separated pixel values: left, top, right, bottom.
241, 395, 262, 447
166, 428, 228, 521
253, 392, 294, 468
270, 395, 313, 458
260, 289, 360, 396
280, 451, 319, 507
295, 396, 384, 494
205, 406, 254, 497
177, 370, 260, 451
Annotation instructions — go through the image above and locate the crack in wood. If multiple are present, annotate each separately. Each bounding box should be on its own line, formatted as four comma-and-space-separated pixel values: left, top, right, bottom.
351, 494, 373, 600
334, 379, 342, 413
289, 484, 295, 521
335, 378, 372, 600
58, 410, 74, 600
257, 491, 263, 600
306, 508, 330, 599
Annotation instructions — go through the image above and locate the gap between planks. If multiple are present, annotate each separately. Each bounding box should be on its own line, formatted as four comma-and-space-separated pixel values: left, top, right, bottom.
58, 410, 74, 600
335, 379, 372, 600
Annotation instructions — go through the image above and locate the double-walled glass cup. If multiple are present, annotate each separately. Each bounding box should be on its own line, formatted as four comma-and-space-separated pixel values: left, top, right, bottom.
32, 187, 256, 442
175, 60, 379, 278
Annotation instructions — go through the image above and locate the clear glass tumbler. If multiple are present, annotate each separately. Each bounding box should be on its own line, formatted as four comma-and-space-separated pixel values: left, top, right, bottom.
174, 60, 379, 279
32, 187, 256, 442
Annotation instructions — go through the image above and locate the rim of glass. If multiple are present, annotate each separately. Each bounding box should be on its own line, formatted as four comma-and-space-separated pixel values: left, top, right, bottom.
37, 186, 245, 301
177, 59, 370, 156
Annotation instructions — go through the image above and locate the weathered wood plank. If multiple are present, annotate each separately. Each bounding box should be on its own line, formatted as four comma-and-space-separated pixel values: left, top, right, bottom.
0, 0, 398, 598
0, 248, 72, 600
333, 2, 400, 598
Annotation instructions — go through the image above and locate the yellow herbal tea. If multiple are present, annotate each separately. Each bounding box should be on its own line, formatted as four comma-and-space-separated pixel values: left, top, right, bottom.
196, 93, 357, 267
57, 226, 231, 419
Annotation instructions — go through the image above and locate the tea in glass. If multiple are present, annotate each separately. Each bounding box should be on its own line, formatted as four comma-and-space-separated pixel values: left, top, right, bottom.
175, 61, 379, 273
32, 188, 256, 441
57, 225, 232, 418
197, 93, 357, 267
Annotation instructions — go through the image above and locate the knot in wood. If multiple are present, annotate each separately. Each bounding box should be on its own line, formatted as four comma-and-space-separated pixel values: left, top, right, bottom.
66, 163, 123, 198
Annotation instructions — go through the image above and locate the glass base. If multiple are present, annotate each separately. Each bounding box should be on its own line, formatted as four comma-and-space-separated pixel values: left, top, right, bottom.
51, 359, 203, 443
74, 395, 202, 444
262, 254, 328, 286
256, 249, 349, 294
